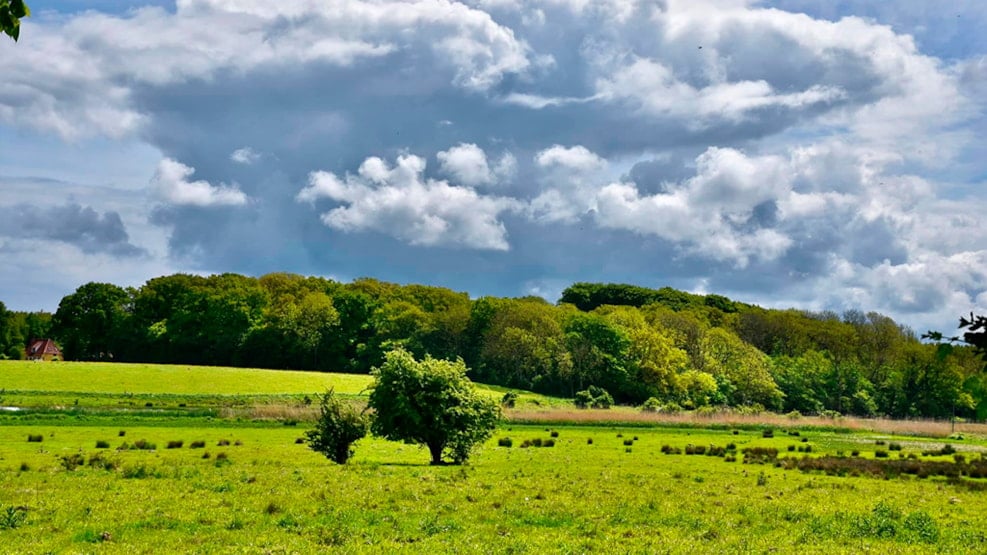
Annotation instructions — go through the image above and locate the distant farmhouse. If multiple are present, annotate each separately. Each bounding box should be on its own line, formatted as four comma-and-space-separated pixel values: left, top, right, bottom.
26, 339, 62, 361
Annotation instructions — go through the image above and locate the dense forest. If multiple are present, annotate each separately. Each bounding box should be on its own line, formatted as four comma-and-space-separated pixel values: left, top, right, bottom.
2, 274, 985, 420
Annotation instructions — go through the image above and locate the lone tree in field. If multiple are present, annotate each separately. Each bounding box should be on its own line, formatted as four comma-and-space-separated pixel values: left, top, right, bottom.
305, 389, 368, 464
369, 348, 500, 465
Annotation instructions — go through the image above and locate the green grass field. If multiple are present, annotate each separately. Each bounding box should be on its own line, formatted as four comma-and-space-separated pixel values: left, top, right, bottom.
0, 361, 561, 410
2, 423, 986, 552
3, 361, 987, 552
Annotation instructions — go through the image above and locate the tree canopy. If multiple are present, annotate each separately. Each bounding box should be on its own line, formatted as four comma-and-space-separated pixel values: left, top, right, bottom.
13, 273, 986, 420
368, 348, 499, 465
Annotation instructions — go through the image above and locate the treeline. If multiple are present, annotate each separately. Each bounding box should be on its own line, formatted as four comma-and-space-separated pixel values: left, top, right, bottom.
26, 275, 987, 420
0, 301, 52, 359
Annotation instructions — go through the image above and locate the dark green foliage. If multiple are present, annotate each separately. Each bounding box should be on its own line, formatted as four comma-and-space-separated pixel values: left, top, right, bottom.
501, 391, 518, 408
59, 453, 85, 471
888, 442, 902, 451
762, 429, 774, 438
87, 452, 118, 471
190, 440, 206, 449
305, 389, 367, 464
26, 434, 42, 442
550, 430, 559, 438
560, 283, 708, 312
0, 506, 27, 530
875, 450, 889, 458
0, 0, 29, 41
369, 349, 499, 465
95, 440, 110, 449
28, 271, 987, 419
741, 447, 779, 463
166, 440, 184, 449
520, 438, 554, 448
51, 282, 131, 361
922, 444, 956, 456
497, 437, 513, 447
574, 386, 614, 409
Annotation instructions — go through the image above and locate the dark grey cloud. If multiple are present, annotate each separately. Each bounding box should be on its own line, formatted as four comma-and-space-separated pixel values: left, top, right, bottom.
0, 203, 145, 257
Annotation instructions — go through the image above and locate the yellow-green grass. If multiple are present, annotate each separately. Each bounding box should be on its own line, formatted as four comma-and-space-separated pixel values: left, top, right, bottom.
0, 361, 561, 410
2, 423, 985, 553
0, 360, 373, 396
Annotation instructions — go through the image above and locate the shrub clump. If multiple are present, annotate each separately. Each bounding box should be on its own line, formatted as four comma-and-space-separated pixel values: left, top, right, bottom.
133, 439, 156, 451
60, 453, 85, 471
742, 447, 779, 463
305, 389, 368, 465
501, 392, 518, 408
922, 444, 956, 456
497, 437, 513, 448
95, 440, 110, 449
574, 386, 614, 409
190, 441, 206, 449
166, 440, 184, 449
27, 434, 43, 443
640, 397, 662, 412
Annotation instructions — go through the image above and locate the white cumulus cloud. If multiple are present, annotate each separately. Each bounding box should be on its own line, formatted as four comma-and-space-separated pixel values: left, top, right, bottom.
436, 143, 516, 187
151, 158, 249, 207
297, 154, 519, 250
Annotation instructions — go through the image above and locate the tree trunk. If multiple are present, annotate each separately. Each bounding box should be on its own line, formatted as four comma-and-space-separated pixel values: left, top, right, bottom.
428, 441, 444, 465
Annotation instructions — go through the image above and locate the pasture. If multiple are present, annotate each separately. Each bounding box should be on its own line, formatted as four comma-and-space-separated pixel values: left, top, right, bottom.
3, 361, 987, 552
0, 361, 559, 411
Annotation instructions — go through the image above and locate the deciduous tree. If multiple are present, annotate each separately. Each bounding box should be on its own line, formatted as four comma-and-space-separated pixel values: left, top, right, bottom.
368, 348, 499, 465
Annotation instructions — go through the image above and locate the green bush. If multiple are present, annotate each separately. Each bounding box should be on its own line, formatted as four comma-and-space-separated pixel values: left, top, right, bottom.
305, 389, 368, 464
60, 453, 85, 471
501, 392, 518, 408
640, 397, 662, 412
575, 386, 614, 409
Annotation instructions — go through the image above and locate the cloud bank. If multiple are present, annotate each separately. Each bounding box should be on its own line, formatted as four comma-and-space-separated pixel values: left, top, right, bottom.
1, 0, 986, 334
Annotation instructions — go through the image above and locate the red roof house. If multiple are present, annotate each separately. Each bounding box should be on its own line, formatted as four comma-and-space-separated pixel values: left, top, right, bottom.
26, 339, 62, 361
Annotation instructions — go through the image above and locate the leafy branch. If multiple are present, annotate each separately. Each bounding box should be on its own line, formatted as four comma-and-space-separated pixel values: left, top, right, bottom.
1, 0, 30, 41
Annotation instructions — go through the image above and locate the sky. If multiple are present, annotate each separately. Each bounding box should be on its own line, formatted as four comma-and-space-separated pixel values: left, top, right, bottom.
1, 0, 986, 336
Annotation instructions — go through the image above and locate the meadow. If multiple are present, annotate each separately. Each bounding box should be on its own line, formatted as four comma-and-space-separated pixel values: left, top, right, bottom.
3, 361, 987, 553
